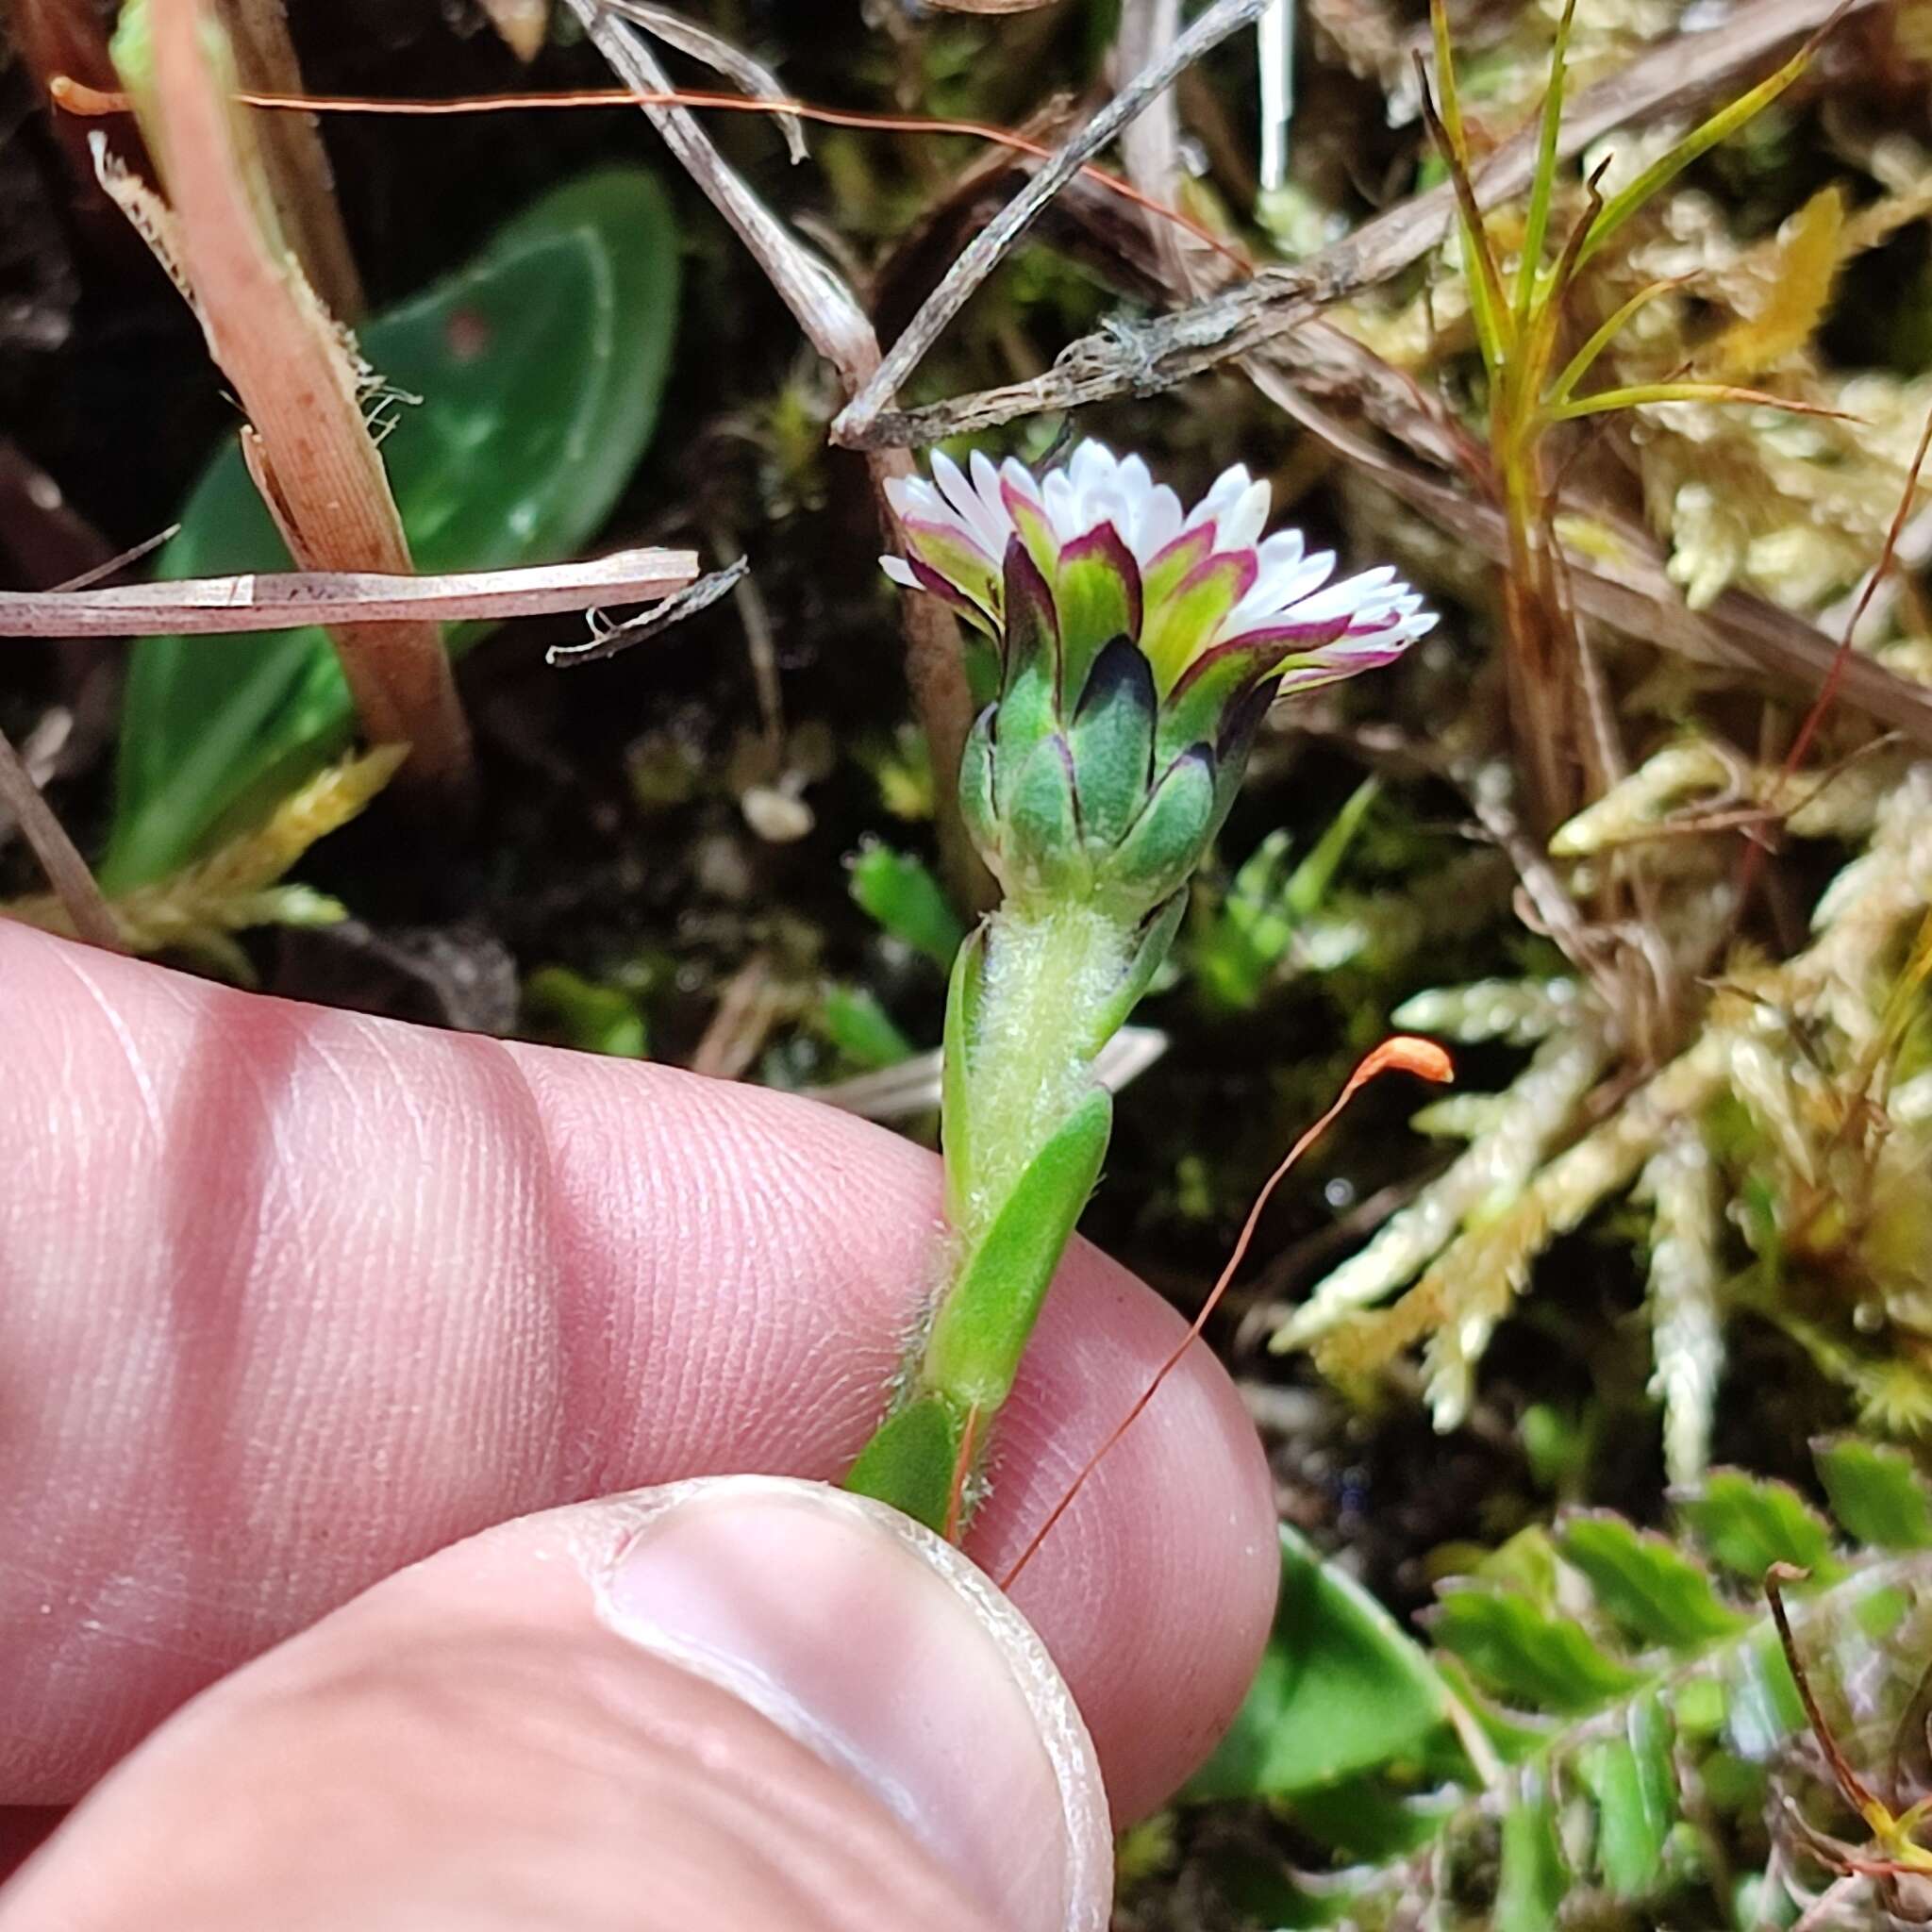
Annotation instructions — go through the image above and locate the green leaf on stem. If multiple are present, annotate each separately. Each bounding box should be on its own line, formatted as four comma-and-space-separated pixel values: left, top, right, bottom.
105, 166, 680, 891
1677, 1471, 1841, 1584
1557, 1512, 1746, 1649
1814, 1436, 1932, 1550
842, 1395, 962, 1536
1431, 1584, 1646, 1713
848, 840, 967, 973
941, 925, 986, 1227
1186, 1525, 1455, 1802
922, 1085, 1112, 1411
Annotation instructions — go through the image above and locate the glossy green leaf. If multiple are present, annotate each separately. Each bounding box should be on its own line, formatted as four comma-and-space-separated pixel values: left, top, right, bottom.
1814, 1436, 1932, 1551
1679, 1471, 1841, 1585
1558, 1513, 1746, 1649
847, 841, 966, 973
1431, 1584, 1645, 1714
105, 166, 680, 890
1185, 1525, 1454, 1802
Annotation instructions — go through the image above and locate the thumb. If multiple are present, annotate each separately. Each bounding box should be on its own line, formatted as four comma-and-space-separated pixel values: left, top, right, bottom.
0, 1477, 1112, 1932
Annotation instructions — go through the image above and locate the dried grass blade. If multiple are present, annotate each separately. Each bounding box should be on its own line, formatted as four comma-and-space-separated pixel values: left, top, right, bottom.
0, 546, 700, 638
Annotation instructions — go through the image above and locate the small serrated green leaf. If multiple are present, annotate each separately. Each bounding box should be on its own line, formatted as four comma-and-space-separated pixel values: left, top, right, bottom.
1495, 1766, 1568, 1932
1431, 1585, 1647, 1715
1559, 1512, 1746, 1649
1814, 1436, 1932, 1551
1679, 1471, 1841, 1584
847, 841, 967, 973
1185, 1526, 1454, 1803
1578, 1692, 1674, 1898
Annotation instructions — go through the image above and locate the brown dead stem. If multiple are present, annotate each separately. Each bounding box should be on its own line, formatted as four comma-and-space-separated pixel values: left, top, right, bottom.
557, 0, 995, 906
132, 0, 473, 804
835, 0, 1878, 449
210, 0, 363, 318
0, 720, 121, 950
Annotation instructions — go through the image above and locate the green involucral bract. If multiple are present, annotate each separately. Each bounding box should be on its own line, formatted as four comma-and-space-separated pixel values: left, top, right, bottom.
849, 442, 1434, 1536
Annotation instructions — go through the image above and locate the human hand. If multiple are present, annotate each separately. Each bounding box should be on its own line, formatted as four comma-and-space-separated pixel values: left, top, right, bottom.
0, 923, 1276, 1930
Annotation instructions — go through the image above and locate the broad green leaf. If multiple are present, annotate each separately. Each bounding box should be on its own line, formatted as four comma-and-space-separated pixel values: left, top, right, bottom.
1814, 1436, 1932, 1551
105, 166, 680, 890
848, 840, 967, 972
1185, 1525, 1454, 1802
1558, 1512, 1746, 1649
1494, 1766, 1567, 1932
1679, 1471, 1841, 1585
1431, 1584, 1645, 1715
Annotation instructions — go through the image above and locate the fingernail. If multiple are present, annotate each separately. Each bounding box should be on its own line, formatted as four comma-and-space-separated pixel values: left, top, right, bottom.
597, 1475, 1109, 1932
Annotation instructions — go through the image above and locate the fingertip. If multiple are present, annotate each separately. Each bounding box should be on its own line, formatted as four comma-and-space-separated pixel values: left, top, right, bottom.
969, 1245, 1279, 1823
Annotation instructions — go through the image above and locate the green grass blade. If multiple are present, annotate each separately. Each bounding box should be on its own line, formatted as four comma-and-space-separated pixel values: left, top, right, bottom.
1550, 381, 1849, 422
1546, 279, 1685, 408
1513, 0, 1578, 328
1574, 18, 1836, 273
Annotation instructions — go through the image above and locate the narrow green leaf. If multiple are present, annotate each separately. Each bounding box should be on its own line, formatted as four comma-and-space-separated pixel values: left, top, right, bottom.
1431, 1585, 1646, 1714
1186, 1525, 1453, 1802
940, 924, 986, 1228
1495, 1766, 1567, 1932
1513, 0, 1577, 327
1679, 1471, 1841, 1584
105, 167, 680, 890
1080, 889, 1186, 1050
848, 841, 967, 973
819, 984, 915, 1071
1575, 26, 1827, 272
1558, 1512, 1746, 1649
1550, 380, 1842, 421
1545, 278, 1685, 408
922, 1086, 1112, 1411
1814, 1436, 1932, 1550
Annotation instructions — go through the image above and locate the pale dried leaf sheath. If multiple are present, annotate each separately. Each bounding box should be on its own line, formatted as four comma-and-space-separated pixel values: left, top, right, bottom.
0, 546, 700, 637
142, 0, 470, 790
477, 0, 549, 62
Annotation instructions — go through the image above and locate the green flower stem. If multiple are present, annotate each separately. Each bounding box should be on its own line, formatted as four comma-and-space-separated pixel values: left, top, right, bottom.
844, 896, 1151, 1537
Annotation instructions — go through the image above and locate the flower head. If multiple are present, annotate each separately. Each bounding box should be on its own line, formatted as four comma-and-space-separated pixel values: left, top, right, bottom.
883, 441, 1435, 698
883, 441, 1433, 916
